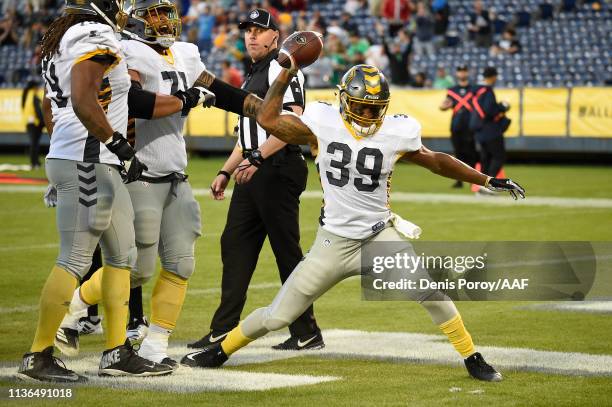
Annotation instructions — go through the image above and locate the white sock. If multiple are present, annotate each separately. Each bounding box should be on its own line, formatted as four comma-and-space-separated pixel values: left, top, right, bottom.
138, 324, 172, 363
59, 288, 89, 329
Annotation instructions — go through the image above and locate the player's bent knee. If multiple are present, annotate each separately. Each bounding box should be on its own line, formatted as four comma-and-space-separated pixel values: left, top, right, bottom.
88, 194, 113, 232
55, 260, 89, 280
104, 245, 137, 271
162, 256, 195, 280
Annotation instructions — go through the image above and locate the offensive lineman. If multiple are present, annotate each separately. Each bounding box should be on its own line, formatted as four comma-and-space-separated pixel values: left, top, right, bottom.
181, 61, 526, 381
54, 0, 215, 369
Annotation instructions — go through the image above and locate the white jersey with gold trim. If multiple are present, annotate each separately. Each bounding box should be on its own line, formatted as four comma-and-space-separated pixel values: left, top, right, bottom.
120, 39, 205, 177
300, 101, 422, 239
45, 22, 130, 165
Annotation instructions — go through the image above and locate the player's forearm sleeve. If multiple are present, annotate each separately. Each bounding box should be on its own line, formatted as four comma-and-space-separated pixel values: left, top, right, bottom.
208, 78, 249, 115
128, 81, 156, 120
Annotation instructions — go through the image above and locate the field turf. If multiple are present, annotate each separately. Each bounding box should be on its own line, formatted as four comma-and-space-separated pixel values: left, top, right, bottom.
0, 154, 611, 406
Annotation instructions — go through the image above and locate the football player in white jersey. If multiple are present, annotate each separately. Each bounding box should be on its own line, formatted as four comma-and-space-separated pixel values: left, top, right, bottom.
17, 0, 177, 382
181, 61, 525, 382
51, 0, 215, 370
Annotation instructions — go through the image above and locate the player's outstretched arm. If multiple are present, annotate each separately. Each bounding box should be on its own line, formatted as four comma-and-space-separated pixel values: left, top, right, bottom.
402, 146, 525, 199
128, 70, 213, 119
256, 69, 315, 145
193, 68, 263, 119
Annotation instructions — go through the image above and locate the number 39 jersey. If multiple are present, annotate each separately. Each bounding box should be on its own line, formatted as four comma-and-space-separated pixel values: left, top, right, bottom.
120, 39, 205, 177
45, 22, 131, 165
301, 102, 422, 239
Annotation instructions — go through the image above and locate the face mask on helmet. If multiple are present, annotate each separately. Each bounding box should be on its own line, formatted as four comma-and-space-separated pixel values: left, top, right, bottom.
338, 65, 390, 137
65, 0, 131, 32
125, 0, 181, 48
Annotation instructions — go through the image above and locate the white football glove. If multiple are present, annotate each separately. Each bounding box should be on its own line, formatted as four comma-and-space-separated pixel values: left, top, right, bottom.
44, 184, 57, 208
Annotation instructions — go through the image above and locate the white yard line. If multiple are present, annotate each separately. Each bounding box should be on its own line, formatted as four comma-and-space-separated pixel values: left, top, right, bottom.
2, 328, 611, 393
188, 282, 280, 295
0, 243, 58, 252
3, 185, 612, 208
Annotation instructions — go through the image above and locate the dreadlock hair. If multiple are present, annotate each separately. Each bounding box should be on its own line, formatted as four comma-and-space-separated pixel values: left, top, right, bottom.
40, 13, 106, 60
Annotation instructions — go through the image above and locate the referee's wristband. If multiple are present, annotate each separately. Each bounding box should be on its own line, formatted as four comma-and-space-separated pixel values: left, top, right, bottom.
217, 170, 231, 179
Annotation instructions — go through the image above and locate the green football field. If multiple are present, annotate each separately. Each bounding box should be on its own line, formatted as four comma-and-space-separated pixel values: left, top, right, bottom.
1, 153, 611, 406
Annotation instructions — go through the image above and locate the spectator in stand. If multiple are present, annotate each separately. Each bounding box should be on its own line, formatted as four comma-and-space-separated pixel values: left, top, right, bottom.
221, 60, 244, 87
433, 66, 455, 88
302, 48, 333, 88
183, 0, 205, 28
272, 0, 307, 12
261, 0, 280, 19
490, 28, 521, 55
432, 0, 450, 45
327, 35, 348, 85
365, 44, 389, 74
214, 23, 229, 50
381, 0, 414, 36
307, 10, 327, 34
370, 0, 383, 17
412, 71, 430, 88
413, 1, 435, 57
344, 0, 361, 15
380, 24, 412, 85
468, 0, 493, 47
197, 3, 216, 53
235, 0, 250, 22
346, 30, 370, 64
339, 11, 359, 34
0, 14, 19, 46
22, 79, 44, 169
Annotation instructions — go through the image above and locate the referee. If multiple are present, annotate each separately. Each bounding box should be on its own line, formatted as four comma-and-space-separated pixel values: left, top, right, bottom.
439, 65, 478, 188
188, 8, 323, 351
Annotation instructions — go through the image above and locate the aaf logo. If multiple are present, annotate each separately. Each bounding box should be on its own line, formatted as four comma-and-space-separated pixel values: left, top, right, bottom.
249, 10, 259, 19
296, 35, 307, 44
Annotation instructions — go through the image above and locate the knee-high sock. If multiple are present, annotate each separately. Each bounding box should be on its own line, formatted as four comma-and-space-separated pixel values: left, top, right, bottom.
80, 267, 103, 305
31, 266, 78, 352
150, 269, 187, 330
102, 266, 130, 349
220, 324, 254, 355
439, 314, 475, 358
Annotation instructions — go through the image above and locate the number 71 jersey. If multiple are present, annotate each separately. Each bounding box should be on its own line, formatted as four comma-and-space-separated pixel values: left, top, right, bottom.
301, 101, 422, 240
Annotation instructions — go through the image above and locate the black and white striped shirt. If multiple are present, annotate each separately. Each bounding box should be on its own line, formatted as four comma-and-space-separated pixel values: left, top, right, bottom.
237, 49, 305, 150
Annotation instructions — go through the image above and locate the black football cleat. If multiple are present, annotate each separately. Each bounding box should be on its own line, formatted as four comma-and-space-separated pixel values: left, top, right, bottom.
54, 327, 80, 357
187, 331, 228, 349
271, 332, 325, 351
160, 357, 179, 371
98, 340, 173, 377
181, 343, 228, 368
464, 352, 503, 382
17, 347, 87, 383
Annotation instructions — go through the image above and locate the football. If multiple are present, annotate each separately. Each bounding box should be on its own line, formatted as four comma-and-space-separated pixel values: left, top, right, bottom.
277, 31, 324, 70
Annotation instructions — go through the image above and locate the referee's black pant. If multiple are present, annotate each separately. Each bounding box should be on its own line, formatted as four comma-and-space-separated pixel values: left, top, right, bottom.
211, 150, 321, 337
478, 136, 506, 178
450, 129, 478, 168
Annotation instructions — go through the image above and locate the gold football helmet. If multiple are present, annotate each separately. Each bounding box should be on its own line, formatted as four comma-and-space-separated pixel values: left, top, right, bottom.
338, 65, 390, 137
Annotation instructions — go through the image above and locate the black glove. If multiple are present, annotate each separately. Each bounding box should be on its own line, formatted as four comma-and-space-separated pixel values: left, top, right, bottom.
486, 178, 526, 200
122, 155, 148, 184
173, 86, 216, 116
105, 132, 148, 183
106, 131, 135, 161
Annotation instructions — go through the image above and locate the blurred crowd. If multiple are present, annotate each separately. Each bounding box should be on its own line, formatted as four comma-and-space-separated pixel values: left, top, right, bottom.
2, 0, 604, 89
